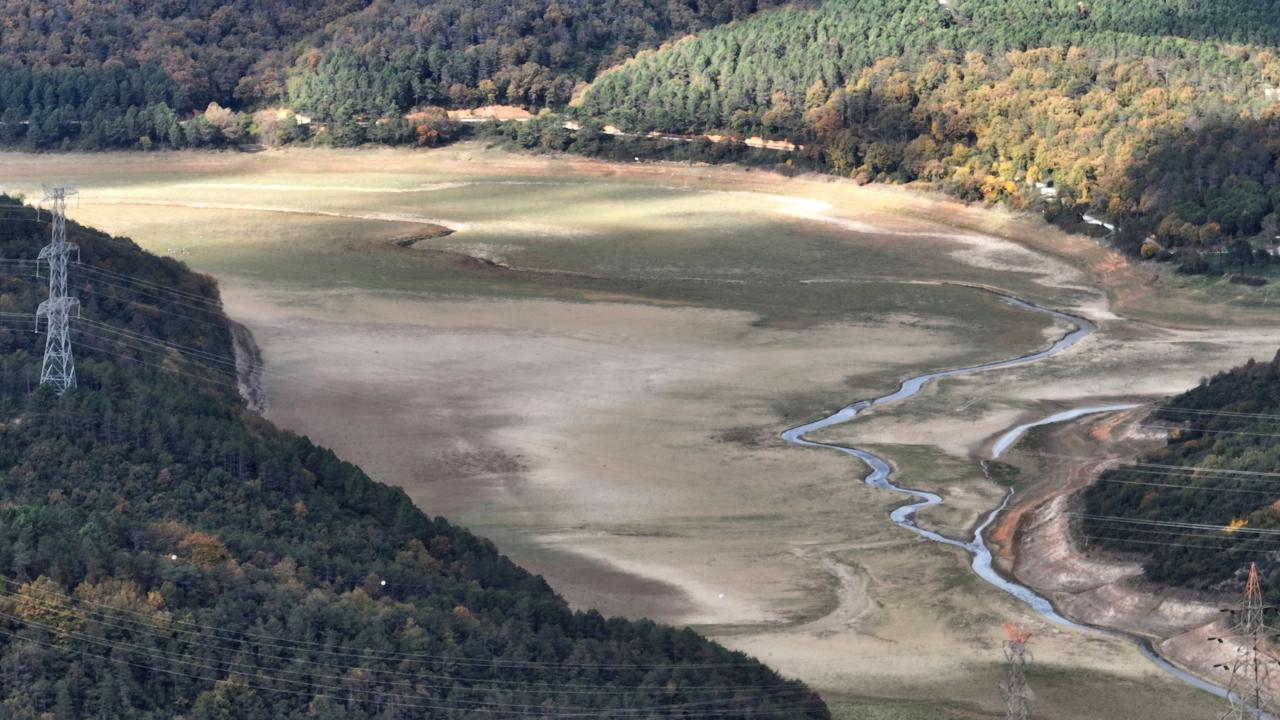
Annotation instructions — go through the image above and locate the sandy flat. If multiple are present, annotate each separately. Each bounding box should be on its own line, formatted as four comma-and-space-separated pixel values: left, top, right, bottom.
223, 286, 979, 626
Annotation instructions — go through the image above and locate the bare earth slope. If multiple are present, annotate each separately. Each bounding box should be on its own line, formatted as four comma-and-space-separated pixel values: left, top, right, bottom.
992, 411, 1272, 706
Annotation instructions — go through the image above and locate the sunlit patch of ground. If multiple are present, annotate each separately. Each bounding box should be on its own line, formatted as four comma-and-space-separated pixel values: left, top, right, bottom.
1, 145, 1262, 719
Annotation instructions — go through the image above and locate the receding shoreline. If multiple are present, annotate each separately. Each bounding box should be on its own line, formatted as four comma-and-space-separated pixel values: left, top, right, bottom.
6, 145, 1277, 719
995, 408, 1261, 704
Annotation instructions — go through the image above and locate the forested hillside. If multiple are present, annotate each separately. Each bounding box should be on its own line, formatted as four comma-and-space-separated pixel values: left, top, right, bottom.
0, 0, 789, 150
1082, 353, 1280, 600
0, 196, 827, 719
289, 0, 795, 118
13, 0, 1280, 255
578, 0, 1280, 253
0, 0, 370, 106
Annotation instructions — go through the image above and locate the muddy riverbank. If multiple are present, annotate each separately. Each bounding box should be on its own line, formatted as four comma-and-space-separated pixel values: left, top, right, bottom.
993, 408, 1267, 704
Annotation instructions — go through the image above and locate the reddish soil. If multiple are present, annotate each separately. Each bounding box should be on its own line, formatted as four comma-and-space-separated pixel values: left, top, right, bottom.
994, 409, 1266, 695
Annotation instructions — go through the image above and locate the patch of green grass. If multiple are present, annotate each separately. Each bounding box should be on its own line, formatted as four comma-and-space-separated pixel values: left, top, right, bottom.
73, 199, 1066, 334
1016, 425, 1050, 453
1160, 269, 1280, 311
867, 444, 986, 487
826, 696, 987, 720
1025, 662, 1223, 720
981, 460, 1020, 488
934, 559, 979, 593
822, 660, 1222, 720
713, 425, 771, 447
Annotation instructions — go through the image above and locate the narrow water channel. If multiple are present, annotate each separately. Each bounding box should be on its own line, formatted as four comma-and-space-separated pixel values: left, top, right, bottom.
781, 288, 1232, 703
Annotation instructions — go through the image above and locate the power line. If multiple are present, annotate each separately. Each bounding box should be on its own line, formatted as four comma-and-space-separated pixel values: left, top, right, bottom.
1078, 524, 1273, 547
75, 317, 240, 372
0, 617, 808, 718
1156, 406, 1280, 424
66, 322, 816, 494
72, 278, 247, 334
0, 561, 833, 715
1140, 423, 1280, 441
67, 327, 432, 414
0, 214, 230, 307
48, 296, 1280, 511
1077, 535, 1268, 554
65, 309, 1280, 547
61, 314, 746, 427
1093, 476, 1280, 496
48, 259, 747, 375
0, 602, 813, 708
66, 335, 251, 396
0, 569, 797, 673
0, 582, 812, 697
72, 271, 229, 318
1, 314, 787, 437
1031, 453, 1280, 481
74, 262, 222, 306
0, 594, 796, 695
1070, 514, 1280, 537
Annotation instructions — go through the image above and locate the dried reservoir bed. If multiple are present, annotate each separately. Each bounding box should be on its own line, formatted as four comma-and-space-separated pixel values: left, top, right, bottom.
5, 145, 1278, 719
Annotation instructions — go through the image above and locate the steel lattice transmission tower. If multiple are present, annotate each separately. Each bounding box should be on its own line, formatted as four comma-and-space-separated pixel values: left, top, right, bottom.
34, 187, 79, 394
1000, 623, 1034, 720
1216, 562, 1276, 720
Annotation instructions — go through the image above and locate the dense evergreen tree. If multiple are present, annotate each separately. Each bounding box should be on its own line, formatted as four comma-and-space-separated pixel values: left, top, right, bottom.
0, 196, 829, 719
575, 0, 1280, 249
1083, 352, 1280, 599
0, 0, 371, 107
14, 0, 1280, 252
0, 66, 192, 150
288, 0, 796, 118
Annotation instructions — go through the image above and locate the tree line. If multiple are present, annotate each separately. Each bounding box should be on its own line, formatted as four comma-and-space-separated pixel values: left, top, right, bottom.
577, 0, 1280, 254
0, 0, 370, 107
13, 0, 1280, 261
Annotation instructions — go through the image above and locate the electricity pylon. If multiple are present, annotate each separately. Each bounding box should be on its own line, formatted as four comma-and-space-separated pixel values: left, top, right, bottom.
34, 187, 78, 394
1214, 562, 1276, 720
1000, 623, 1034, 720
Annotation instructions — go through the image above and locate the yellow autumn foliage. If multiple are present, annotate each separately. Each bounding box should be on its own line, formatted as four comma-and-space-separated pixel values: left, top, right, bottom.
1224, 518, 1250, 534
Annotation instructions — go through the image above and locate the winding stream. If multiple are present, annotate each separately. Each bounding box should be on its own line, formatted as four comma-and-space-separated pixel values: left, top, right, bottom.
780, 288, 1232, 702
